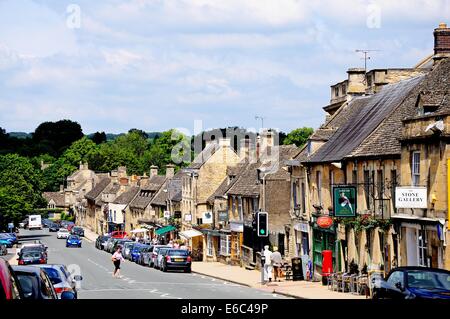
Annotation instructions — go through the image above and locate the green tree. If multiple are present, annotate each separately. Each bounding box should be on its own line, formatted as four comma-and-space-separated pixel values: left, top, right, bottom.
90, 131, 107, 144
283, 127, 314, 147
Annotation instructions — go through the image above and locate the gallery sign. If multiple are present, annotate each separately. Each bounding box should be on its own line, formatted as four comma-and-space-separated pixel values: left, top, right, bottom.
333, 186, 357, 217
202, 212, 213, 224
395, 186, 427, 208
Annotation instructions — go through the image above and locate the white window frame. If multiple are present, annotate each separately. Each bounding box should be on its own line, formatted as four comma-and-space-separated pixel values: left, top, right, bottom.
417, 229, 428, 267
220, 234, 231, 256
317, 170, 322, 205
412, 151, 420, 186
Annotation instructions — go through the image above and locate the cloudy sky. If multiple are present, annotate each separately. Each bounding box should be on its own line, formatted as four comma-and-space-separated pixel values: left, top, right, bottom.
0, 0, 449, 134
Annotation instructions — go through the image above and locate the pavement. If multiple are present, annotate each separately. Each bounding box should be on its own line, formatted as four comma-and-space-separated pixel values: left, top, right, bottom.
12, 229, 290, 299
192, 262, 367, 299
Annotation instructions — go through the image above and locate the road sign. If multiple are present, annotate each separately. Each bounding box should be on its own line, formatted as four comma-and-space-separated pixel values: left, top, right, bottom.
8, 223, 14, 230
257, 212, 268, 237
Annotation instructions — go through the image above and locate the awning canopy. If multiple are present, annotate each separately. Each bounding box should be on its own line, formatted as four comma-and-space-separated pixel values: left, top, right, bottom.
179, 229, 203, 239
130, 228, 148, 233
155, 225, 176, 236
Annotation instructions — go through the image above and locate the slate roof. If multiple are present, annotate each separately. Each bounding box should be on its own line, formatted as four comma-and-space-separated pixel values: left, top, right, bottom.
309, 128, 336, 141
151, 170, 184, 206
113, 186, 139, 205
85, 178, 111, 201
226, 162, 261, 197
262, 145, 301, 180
142, 175, 166, 192
350, 59, 450, 158
307, 75, 424, 163
189, 142, 220, 169
129, 188, 154, 209
43, 192, 65, 207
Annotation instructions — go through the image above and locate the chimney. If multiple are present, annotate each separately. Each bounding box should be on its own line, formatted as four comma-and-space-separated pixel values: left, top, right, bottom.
260, 129, 275, 150
239, 138, 254, 162
150, 165, 158, 177
346, 68, 366, 96
218, 138, 231, 148
118, 166, 127, 178
59, 185, 64, 193
434, 22, 450, 62
166, 164, 175, 179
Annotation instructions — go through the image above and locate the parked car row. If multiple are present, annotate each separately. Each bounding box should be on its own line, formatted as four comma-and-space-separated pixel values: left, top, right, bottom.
0, 258, 82, 300
0, 233, 17, 248
95, 235, 192, 273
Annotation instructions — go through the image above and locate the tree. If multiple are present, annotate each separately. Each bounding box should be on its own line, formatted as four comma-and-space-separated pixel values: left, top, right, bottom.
32, 119, 84, 156
283, 127, 314, 147
90, 131, 107, 145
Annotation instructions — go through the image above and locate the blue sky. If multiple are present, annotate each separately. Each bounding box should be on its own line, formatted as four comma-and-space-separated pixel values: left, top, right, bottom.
0, 0, 449, 134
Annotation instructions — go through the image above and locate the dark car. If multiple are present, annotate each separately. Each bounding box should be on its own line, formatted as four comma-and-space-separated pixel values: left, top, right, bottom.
95, 235, 110, 250
49, 223, 60, 232
137, 245, 153, 266
0, 244, 7, 256
372, 267, 450, 299
0, 258, 23, 299
71, 226, 85, 237
17, 250, 47, 265
19, 244, 47, 259
160, 249, 191, 273
66, 235, 82, 248
130, 244, 147, 263
42, 219, 52, 228
112, 239, 133, 253
12, 265, 71, 299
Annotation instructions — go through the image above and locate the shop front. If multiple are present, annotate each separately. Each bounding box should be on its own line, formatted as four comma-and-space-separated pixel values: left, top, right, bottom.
155, 225, 177, 244
311, 216, 336, 279
201, 229, 221, 262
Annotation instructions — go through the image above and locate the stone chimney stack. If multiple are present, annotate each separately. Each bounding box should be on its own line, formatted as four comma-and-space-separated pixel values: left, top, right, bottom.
346, 68, 366, 96
434, 22, 450, 62
166, 164, 175, 179
239, 138, 255, 162
218, 138, 231, 148
150, 165, 158, 178
260, 129, 275, 150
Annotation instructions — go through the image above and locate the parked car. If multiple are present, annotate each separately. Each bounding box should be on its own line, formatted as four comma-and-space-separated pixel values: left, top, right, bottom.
160, 249, 192, 273
137, 245, 153, 266
0, 244, 7, 256
105, 238, 119, 253
57, 228, 70, 239
18, 244, 47, 259
130, 244, 147, 263
154, 247, 170, 269
49, 223, 59, 232
12, 266, 67, 299
372, 267, 450, 300
0, 234, 14, 248
123, 241, 135, 259
0, 258, 23, 299
150, 245, 171, 268
66, 235, 82, 248
17, 250, 47, 265
112, 239, 133, 253
34, 264, 82, 299
71, 227, 85, 237
110, 231, 128, 239
95, 235, 110, 250
3, 233, 18, 245
42, 219, 52, 228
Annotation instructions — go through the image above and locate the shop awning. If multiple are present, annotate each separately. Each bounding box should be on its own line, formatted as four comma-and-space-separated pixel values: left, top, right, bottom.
179, 229, 203, 239
130, 228, 148, 233
155, 225, 176, 236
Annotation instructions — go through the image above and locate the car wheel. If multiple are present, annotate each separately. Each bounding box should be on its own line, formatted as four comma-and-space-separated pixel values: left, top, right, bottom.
184, 268, 191, 273
163, 265, 167, 272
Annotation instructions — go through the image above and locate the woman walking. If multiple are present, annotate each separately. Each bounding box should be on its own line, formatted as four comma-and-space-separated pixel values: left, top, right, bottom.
112, 246, 125, 278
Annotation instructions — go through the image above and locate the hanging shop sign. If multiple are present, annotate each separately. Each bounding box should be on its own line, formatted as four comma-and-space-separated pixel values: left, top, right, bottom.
317, 216, 333, 229
395, 186, 427, 209
164, 211, 170, 218
218, 210, 229, 222
333, 186, 357, 217
184, 214, 192, 222
174, 211, 182, 219
202, 211, 213, 224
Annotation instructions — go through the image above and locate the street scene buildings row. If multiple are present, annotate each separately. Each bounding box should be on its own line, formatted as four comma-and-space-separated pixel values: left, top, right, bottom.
43, 23, 450, 279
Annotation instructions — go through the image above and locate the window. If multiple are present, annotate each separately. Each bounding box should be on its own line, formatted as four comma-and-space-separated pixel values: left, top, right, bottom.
292, 181, 298, 207
220, 234, 231, 256
391, 169, 397, 205
412, 152, 420, 186
329, 170, 334, 188
252, 197, 259, 213
364, 170, 371, 210
301, 182, 306, 215
334, 86, 339, 97
207, 235, 214, 257
341, 84, 346, 95
377, 170, 384, 199
387, 271, 404, 288
418, 229, 428, 267
316, 171, 322, 205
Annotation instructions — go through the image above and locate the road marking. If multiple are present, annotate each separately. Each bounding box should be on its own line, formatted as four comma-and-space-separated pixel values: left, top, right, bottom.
150, 289, 158, 293
130, 281, 240, 287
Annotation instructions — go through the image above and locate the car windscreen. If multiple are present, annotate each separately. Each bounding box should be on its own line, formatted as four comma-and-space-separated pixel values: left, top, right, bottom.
22, 251, 42, 258
42, 267, 62, 285
167, 250, 189, 256
60, 229, 69, 232
406, 270, 450, 290
68, 236, 79, 240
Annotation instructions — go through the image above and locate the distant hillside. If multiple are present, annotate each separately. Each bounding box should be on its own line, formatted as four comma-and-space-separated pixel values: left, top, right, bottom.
8, 132, 31, 139
87, 132, 162, 141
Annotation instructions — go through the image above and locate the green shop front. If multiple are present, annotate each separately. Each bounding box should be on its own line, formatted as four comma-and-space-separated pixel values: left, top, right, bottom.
311, 215, 337, 278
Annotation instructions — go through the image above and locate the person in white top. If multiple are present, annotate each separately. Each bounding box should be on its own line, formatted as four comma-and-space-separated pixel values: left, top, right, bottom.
112, 246, 125, 278
263, 245, 273, 283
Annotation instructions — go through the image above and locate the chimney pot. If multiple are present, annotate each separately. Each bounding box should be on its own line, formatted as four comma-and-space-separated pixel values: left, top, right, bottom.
166, 164, 175, 179
150, 165, 158, 177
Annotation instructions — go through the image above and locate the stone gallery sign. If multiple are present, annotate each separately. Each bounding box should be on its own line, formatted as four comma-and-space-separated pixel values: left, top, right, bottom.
395, 186, 428, 208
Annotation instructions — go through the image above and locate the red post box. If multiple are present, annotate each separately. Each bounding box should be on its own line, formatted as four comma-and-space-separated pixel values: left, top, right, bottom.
321, 250, 333, 285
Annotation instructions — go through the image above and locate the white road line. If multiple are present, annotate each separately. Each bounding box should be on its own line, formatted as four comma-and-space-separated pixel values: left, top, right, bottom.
149, 289, 158, 293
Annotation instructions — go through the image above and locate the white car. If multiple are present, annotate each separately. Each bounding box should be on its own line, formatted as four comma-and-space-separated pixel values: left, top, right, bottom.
57, 229, 70, 239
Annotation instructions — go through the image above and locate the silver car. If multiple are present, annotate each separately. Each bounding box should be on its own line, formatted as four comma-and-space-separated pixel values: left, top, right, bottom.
151, 246, 170, 268
34, 264, 83, 299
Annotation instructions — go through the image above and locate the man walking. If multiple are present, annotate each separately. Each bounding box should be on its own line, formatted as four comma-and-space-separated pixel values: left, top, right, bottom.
263, 245, 273, 283
270, 246, 283, 282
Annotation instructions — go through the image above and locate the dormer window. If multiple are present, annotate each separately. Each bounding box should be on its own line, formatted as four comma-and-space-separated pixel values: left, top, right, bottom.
334, 87, 339, 97
341, 84, 346, 95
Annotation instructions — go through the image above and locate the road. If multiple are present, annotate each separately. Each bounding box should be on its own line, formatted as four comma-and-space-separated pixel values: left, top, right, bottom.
17, 229, 289, 299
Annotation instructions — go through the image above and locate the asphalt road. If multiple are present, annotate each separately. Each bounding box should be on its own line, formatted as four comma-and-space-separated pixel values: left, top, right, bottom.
17, 229, 289, 299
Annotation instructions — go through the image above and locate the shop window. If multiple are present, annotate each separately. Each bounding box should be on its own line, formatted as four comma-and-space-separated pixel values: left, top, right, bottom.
412, 152, 420, 186
207, 235, 214, 257
220, 234, 231, 256
316, 171, 322, 205
418, 229, 428, 267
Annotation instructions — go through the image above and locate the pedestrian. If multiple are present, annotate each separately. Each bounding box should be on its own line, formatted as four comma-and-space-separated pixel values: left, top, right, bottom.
263, 245, 273, 283
112, 246, 125, 278
270, 246, 282, 282
168, 240, 173, 248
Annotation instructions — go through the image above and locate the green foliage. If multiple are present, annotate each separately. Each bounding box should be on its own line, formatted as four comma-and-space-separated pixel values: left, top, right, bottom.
334, 214, 392, 233
90, 131, 107, 145
283, 127, 314, 147
60, 211, 74, 222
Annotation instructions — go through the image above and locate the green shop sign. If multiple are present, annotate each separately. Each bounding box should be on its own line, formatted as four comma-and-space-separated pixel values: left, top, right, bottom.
333, 186, 357, 217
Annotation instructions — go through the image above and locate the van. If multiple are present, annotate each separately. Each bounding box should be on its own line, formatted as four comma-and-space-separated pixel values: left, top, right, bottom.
28, 215, 42, 230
